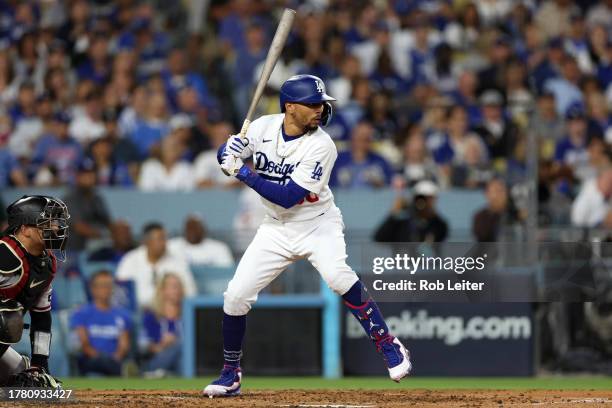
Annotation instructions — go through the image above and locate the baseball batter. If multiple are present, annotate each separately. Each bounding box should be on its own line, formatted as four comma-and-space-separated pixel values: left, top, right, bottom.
204, 75, 411, 397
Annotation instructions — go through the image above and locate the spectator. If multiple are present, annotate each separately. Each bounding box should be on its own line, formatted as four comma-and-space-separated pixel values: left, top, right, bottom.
76, 34, 111, 85
8, 82, 44, 159
194, 121, 241, 188
427, 105, 485, 185
586, 92, 612, 142
450, 136, 493, 189
69, 88, 106, 146
571, 168, 612, 227
31, 111, 83, 186
554, 103, 591, 181
89, 137, 133, 187
0, 145, 27, 188
477, 35, 514, 93
374, 180, 448, 243
129, 91, 170, 159
118, 85, 148, 139
162, 47, 215, 112
544, 56, 584, 116
140, 273, 184, 378
535, 0, 580, 41
88, 220, 136, 265
169, 214, 234, 267
474, 89, 519, 160
0, 48, 20, 106
472, 178, 520, 242
397, 125, 439, 187
330, 122, 393, 188
138, 135, 195, 191
531, 92, 565, 160
70, 270, 132, 377
363, 91, 398, 141
116, 222, 196, 307
448, 70, 481, 126
62, 158, 112, 251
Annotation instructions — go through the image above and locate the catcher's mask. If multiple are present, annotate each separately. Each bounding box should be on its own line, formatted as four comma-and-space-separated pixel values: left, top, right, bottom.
6, 195, 70, 261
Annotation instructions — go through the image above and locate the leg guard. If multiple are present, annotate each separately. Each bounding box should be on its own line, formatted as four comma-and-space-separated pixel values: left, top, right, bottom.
0, 299, 24, 344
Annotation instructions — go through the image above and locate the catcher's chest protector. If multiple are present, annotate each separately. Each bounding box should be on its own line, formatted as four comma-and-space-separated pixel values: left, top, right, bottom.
0, 236, 56, 310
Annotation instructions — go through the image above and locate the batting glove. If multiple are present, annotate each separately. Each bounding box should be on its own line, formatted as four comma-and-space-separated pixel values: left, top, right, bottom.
221, 154, 244, 177
226, 135, 249, 157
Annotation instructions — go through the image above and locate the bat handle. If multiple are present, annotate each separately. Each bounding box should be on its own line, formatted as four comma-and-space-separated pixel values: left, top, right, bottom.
239, 119, 251, 143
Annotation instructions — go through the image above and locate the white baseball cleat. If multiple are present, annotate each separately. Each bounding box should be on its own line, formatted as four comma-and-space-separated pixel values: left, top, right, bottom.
378, 336, 412, 382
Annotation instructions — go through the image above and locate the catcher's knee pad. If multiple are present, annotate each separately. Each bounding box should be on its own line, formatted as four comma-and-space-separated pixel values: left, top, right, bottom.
0, 299, 24, 344
223, 289, 252, 316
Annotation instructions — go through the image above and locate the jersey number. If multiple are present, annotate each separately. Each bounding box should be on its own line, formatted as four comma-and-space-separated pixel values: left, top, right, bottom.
298, 193, 319, 205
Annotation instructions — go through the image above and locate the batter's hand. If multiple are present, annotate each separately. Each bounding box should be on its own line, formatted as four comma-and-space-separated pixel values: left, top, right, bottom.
221, 154, 244, 176
226, 134, 248, 157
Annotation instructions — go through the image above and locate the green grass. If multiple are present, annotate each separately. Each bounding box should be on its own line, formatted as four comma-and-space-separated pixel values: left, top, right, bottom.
63, 376, 612, 391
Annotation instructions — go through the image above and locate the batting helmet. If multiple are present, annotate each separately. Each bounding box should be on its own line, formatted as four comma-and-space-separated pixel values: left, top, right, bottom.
279, 75, 336, 126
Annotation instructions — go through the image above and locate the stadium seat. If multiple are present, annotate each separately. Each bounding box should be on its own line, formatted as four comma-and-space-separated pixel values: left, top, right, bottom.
52, 276, 87, 310
190, 265, 235, 295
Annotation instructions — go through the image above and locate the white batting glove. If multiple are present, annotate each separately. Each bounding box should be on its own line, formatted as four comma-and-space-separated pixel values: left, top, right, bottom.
226, 134, 248, 157
220, 154, 244, 177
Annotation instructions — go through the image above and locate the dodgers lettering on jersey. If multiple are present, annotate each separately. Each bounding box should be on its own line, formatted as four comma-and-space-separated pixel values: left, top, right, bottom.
240, 114, 337, 222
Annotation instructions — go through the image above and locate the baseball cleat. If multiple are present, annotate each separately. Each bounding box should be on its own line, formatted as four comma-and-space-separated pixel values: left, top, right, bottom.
203, 366, 242, 397
377, 336, 412, 382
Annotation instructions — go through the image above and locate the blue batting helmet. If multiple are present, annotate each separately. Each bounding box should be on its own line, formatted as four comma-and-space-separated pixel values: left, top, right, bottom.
279, 75, 336, 126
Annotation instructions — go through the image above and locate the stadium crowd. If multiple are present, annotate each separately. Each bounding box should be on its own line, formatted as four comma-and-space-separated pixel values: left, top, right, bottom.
1, 0, 612, 376
0, 0, 610, 225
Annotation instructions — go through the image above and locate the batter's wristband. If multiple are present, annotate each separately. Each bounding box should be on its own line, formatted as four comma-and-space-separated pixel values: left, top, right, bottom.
236, 166, 258, 187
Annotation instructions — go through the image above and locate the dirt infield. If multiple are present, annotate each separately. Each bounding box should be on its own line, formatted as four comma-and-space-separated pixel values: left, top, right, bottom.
6, 389, 612, 407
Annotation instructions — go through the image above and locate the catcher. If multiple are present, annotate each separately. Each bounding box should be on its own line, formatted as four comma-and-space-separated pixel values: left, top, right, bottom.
0, 195, 69, 388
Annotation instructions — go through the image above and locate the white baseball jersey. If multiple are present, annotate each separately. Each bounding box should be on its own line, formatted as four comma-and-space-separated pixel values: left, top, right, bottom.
239, 114, 337, 222
223, 114, 359, 316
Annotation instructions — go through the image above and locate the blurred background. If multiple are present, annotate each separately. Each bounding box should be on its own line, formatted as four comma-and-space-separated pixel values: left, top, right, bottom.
1, 0, 612, 379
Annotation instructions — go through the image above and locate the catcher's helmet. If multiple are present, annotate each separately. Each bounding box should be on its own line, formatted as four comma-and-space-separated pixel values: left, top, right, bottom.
6, 195, 70, 258
279, 75, 336, 126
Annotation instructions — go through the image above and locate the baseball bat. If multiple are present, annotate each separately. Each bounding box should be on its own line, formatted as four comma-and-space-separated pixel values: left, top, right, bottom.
238, 8, 296, 142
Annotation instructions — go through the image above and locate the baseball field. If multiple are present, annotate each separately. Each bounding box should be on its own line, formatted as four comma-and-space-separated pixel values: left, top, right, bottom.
15, 376, 611, 407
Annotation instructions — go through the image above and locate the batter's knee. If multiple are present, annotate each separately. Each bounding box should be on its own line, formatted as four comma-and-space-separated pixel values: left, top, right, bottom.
223, 286, 254, 316
324, 268, 359, 296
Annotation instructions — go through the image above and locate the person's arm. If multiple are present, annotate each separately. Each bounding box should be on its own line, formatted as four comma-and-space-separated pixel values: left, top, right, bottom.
75, 326, 99, 358
113, 330, 130, 361
234, 166, 309, 209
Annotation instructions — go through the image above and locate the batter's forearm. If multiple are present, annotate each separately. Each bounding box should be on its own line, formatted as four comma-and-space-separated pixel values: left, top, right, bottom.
236, 166, 308, 209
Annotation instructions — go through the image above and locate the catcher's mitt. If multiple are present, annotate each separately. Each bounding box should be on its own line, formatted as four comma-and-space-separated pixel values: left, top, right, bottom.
4, 367, 62, 389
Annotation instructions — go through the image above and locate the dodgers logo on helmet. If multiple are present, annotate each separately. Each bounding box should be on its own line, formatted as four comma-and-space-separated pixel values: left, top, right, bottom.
279, 75, 336, 126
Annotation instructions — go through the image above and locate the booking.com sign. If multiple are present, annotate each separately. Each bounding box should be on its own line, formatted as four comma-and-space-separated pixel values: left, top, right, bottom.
346, 310, 532, 346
